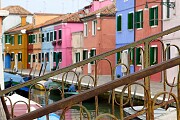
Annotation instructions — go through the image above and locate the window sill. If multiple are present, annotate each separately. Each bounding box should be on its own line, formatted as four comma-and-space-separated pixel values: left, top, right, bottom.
117, 31, 122, 32
150, 25, 158, 28
136, 28, 143, 31
128, 29, 134, 31
5, 43, 10, 44
136, 64, 142, 66
163, 18, 171, 21
18, 44, 22, 45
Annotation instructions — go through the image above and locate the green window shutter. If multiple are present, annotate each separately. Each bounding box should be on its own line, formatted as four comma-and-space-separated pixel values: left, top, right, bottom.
117, 52, 121, 64
149, 8, 155, 26
128, 13, 133, 29
54, 31, 57, 40
28, 55, 31, 62
136, 48, 141, 65
18, 35, 20, 44
141, 11, 143, 28
90, 49, 96, 64
117, 15, 122, 31
55, 52, 59, 63
150, 47, 154, 65
53, 52, 56, 62
83, 50, 86, 60
76, 53, 78, 63
155, 7, 158, 25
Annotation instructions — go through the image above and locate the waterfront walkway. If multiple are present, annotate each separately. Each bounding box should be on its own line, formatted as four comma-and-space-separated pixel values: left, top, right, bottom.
4, 69, 177, 101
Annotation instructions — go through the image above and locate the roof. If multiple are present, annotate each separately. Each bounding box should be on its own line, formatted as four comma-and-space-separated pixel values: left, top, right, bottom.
2, 5, 32, 15
31, 11, 85, 30
81, 3, 116, 18
5, 23, 33, 34
34, 12, 64, 16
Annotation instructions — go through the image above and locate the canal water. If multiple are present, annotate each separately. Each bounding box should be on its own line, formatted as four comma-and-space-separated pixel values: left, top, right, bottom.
29, 88, 121, 119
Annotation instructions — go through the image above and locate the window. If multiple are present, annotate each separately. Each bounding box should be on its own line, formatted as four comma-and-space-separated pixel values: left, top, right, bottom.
128, 12, 134, 29
116, 52, 121, 64
83, 50, 88, 60
117, 15, 122, 31
45, 53, 49, 62
135, 10, 143, 29
28, 54, 31, 63
90, 49, 96, 64
56, 52, 62, 63
47, 33, 49, 42
129, 48, 135, 65
54, 31, 57, 40
50, 32, 53, 41
42, 53, 44, 62
166, 44, 170, 60
166, 0, 170, 18
33, 54, 36, 62
84, 23, 88, 37
38, 53, 41, 63
18, 53, 22, 61
136, 48, 142, 65
150, 46, 158, 65
18, 35, 22, 45
149, 6, 158, 26
58, 30, 62, 39
11, 53, 14, 61
11, 36, 14, 45
42, 33, 44, 42
5, 35, 10, 44
53, 52, 56, 62
32, 34, 36, 43
75, 52, 80, 63
92, 20, 97, 36
28, 34, 32, 43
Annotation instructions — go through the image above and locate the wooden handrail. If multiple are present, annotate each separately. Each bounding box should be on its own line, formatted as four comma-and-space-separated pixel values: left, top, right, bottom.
11, 56, 180, 120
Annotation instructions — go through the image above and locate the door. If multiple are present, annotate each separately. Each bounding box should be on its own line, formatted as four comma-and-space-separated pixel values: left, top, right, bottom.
14, 54, 18, 71
5, 53, 11, 69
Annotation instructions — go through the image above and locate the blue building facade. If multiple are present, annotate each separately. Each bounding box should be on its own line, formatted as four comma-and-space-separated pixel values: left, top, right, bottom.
41, 25, 55, 71
116, 0, 135, 77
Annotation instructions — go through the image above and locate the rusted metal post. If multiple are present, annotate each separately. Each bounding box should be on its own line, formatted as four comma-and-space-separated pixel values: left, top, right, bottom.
144, 41, 151, 120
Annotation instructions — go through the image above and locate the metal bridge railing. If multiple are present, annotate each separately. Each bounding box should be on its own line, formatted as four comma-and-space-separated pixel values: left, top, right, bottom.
0, 25, 180, 120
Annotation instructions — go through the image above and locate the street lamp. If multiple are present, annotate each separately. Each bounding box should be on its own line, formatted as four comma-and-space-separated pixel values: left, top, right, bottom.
145, 0, 175, 9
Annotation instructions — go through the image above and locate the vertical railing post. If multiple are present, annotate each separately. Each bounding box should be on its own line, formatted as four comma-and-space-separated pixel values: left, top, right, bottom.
178, 65, 180, 119
95, 61, 98, 117
144, 41, 152, 119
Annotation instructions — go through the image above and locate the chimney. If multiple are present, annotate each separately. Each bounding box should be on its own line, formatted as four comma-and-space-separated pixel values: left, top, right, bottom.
21, 15, 27, 26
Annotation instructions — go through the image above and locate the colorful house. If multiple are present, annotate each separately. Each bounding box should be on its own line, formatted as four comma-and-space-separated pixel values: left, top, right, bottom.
72, 31, 83, 73
135, 0, 162, 82
116, 0, 135, 77
81, 3, 116, 75
162, 0, 178, 83
4, 16, 32, 70
2, 6, 33, 68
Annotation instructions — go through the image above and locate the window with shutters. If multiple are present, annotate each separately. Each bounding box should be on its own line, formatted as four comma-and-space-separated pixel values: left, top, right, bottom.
136, 48, 142, 65
129, 48, 135, 65
116, 52, 121, 64
18, 35, 22, 45
18, 53, 22, 61
54, 31, 57, 40
11, 36, 14, 45
28, 54, 31, 63
46, 53, 49, 62
57, 52, 62, 62
149, 6, 158, 26
84, 23, 88, 37
128, 12, 134, 30
42, 53, 44, 62
92, 20, 97, 36
50, 32, 53, 41
53, 52, 56, 62
117, 15, 122, 31
5, 35, 10, 44
166, 44, 170, 60
135, 10, 143, 29
11, 53, 14, 61
42, 33, 44, 42
33, 54, 35, 62
47, 33, 49, 42
90, 49, 96, 64
58, 30, 62, 39
150, 46, 158, 65
28, 34, 32, 44
83, 50, 88, 60
38, 53, 41, 63
75, 52, 80, 63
